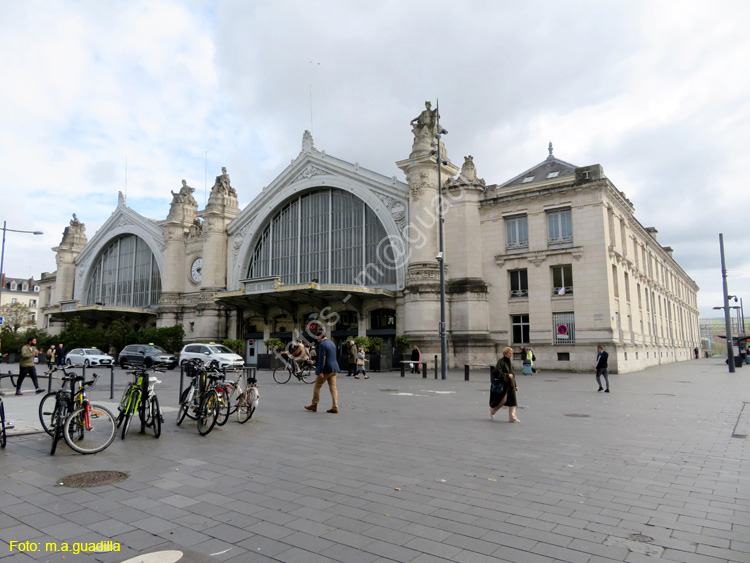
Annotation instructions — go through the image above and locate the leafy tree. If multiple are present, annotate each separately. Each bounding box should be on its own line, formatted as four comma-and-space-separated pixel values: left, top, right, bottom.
264, 338, 284, 352
0, 302, 33, 332
105, 317, 135, 356
353, 336, 370, 351
394, 335, 410, 352
222, 339, 243, 355
368, 336, 384, 354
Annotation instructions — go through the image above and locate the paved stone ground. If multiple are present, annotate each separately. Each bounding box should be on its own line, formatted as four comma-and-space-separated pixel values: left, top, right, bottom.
1, 358, 749, 563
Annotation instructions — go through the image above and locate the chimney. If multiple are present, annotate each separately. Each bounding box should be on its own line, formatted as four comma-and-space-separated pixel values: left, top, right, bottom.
645, 227, 658, 242
662, 246, 673, 258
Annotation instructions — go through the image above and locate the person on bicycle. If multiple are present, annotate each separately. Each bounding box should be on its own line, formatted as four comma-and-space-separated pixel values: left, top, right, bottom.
290, 340, 308, 374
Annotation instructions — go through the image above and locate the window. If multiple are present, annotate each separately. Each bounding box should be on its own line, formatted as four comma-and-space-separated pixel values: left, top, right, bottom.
553, 312, 575, 344
521, 176, 534, 183
551, 264, 573, 296
620, 220, 627, 256
511, 315, 530, 344
505, 215, 528, 250
11, 298, 17, 303
546, 171, 560, 179
10, 282, 16, 290
370, 309, 396, 330
29, 299, 37, 307
34, 286, 39, 292
22, 283, 28, 291
509, 269, 528, 298
637, 283, 642, 309
547, 209, 572, 245
624, 273, 630, 303
612, 265, 619, 297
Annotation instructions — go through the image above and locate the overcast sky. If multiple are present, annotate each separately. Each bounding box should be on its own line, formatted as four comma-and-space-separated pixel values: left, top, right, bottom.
1, 0, 748, 319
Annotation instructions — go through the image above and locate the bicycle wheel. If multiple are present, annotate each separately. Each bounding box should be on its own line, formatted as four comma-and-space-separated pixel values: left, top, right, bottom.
215, 387, 230, 426
116, 387, 133, 428
120, 411, 132, 439
237, 388, 258, 423
225, 382, 239, 415
38, 392, 58, 436
63, 404, 116, 454
1, 400, 6, 448
50, 403, 66, 456
196, 391, 219, 436
273, 366, 291, 384
300, 367, 315, 384
146, 395, 161, 438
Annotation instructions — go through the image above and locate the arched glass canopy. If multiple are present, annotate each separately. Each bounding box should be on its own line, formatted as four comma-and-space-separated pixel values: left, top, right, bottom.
247, 189, 397, 287
84, 235, 162, 308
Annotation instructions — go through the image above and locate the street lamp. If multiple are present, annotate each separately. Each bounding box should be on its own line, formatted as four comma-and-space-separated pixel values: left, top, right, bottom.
0, 220, 44, 304
719, 234, 734, 373
429, 102, 449, 380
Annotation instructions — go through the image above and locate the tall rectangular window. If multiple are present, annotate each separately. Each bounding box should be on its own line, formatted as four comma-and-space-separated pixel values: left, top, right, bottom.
511, 315, 530, 344
551, 264, 573, 296
553, 312, 575, 344
505, 215, 528, 250
624, 272, 631, 303
509, 269, 528, 298
612, 265, 619, 298
547, 208, 572, 245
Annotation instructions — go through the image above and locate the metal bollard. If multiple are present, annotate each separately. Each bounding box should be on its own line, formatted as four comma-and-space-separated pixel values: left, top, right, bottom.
110, 364, 114, 400
179, 362, 185, 400
400, 362, 405, 377
434, 355, 438, 379
464, 365, 470, 381
422, 361, 427, 378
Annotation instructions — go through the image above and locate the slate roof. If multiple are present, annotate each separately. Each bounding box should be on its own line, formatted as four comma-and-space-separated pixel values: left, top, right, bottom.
496, 145, 578, 190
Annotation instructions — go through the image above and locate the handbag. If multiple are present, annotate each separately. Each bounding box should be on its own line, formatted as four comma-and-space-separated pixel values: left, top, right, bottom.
490, 377, 505, 394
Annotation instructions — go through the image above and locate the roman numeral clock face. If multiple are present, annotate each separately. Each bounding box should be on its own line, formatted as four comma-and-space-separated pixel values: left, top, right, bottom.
190, 257, 203, 283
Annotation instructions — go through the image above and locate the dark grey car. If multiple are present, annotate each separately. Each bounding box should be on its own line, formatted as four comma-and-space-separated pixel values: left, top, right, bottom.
118, 344, 177, 370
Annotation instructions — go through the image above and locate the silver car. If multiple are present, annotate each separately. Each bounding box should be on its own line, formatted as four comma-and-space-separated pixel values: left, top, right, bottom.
179, 343, 244, 369
65, 348, 115, 367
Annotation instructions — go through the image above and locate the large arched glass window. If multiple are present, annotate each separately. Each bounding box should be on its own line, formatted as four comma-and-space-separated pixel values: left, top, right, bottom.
247, 189, 396, 287
85, 235, 161, 308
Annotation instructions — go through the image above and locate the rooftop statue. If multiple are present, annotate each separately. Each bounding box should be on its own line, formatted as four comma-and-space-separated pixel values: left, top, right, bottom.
211, 167, 237, 197
410, 101, 438, 139
171, 179, 198, 206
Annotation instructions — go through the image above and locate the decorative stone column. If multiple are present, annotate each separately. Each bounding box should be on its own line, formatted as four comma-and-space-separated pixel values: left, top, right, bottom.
52, 214, 87, 304
396, 102, 459, 363
443, 156, 494, 366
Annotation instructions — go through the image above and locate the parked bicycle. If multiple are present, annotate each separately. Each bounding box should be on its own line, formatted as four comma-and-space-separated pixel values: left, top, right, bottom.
116, 366, 164, 439
222, 367, 260, 423
39, 366, 116, 455
176, 359, 220, 435
273, 358, 315, 384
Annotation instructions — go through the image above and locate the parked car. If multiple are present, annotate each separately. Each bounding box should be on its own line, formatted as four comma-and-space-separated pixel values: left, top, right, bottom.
118, 344, 178, 369
65, 348, 115, 367
178, 343, 244, 368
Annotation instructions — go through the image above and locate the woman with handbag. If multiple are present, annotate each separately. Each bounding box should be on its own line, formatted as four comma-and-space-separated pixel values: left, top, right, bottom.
490, 347, 520, 422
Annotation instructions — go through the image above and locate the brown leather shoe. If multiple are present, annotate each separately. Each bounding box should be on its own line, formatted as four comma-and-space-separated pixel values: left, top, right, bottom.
326, 407, 338, 413
304, 404, 317, 412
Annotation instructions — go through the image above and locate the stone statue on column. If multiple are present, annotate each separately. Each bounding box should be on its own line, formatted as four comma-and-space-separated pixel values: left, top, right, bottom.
409, 101, 447, 159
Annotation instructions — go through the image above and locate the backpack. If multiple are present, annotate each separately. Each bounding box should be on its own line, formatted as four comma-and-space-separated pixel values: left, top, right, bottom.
532, 352, 536, 362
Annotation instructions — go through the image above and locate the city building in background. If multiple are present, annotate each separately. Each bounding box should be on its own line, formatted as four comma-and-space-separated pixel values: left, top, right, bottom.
38, 106, 701, 372
1, 275, 40, 329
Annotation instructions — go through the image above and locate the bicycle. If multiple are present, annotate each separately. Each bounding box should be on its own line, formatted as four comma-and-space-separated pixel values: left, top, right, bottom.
273, 358, 315, 384
222, 367, 260, 423
39, 366, 116, 455
116, 367, 164, 439
176, 359, 220, 435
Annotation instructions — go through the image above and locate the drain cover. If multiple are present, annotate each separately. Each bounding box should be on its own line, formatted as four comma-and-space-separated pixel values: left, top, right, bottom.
564, 414, 591, 418
58, 471, 129, 488
629, 533, 654, 543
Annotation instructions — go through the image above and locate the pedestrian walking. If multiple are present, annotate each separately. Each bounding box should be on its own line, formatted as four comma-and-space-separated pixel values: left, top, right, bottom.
346, 339, 357, 377
55, 343, 66, 366
46, 346, 56, 370
521, 345, 537, 375
16, 337, 45, 395
490, 346, 520, 422
305, 332, 340, 413
411, 345, 421, 374
595, 345, 610, 393
354, 347, 369, 379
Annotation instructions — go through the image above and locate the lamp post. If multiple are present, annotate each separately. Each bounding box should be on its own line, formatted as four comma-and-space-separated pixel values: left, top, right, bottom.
430, 103, 449, 380
718, 233, 734, 372
0, 220, 44, 304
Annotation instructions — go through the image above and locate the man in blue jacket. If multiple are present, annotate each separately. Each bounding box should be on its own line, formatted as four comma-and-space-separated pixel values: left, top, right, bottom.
305, 332, 340, 413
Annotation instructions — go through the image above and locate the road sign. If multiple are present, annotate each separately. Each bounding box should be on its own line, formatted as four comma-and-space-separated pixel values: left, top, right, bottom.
0, 316, 4, 325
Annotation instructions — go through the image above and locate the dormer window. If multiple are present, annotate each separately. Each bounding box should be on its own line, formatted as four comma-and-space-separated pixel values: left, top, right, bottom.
546, 171, 560, 179
10, 282, 16, 290
22, 283, 28, 291
521, 176, 534, 184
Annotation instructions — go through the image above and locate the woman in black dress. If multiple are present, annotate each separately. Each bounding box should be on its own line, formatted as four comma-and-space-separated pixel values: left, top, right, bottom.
490, 347, 520, 422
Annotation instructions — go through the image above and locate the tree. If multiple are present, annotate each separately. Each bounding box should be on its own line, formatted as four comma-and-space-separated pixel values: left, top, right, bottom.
0, 302, 33, 332
222, 339, 243, 355
105, 317, 135, 356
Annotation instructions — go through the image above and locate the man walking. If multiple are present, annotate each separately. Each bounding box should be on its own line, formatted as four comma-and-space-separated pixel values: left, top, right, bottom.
346, 339, 357, 377
16, 337, 45, 395
306, 332, 340, 413
56, 343, 66, 366
595, 345, 610, 393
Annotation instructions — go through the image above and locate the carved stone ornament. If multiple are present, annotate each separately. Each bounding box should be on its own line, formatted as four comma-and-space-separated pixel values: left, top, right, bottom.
232, 225, 250, 259
292, 164, 330, 183
301, 130, 318, 154
61, 214, 88, 247
447, 156, 486, 189
406, 170, 429, 202
209, 167, 238, 200
170, 179, 198, 207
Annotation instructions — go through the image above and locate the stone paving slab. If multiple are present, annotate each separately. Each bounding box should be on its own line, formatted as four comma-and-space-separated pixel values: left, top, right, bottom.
0, 359, 748, 562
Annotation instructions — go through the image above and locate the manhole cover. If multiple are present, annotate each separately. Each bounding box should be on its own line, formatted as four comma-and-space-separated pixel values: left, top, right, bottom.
564, 414, 591, 418
629, 533, 654, 543
380, 389, 399, 392
58, 471, 129, 488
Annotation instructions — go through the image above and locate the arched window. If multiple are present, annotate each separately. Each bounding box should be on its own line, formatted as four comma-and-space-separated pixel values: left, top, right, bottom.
247, 189, 397, 287
84, 235, 161, 308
